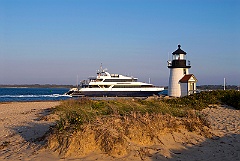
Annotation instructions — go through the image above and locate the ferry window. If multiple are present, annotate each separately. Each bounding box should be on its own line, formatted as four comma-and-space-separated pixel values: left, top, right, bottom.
113, 85, 141, 88
96, 79, 103, 82
103, 79, 133, 82
89, 85, 99, 88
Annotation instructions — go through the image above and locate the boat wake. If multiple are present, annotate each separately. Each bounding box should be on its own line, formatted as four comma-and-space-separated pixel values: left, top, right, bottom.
0, 88, 71, 102
0, 94, 72, 98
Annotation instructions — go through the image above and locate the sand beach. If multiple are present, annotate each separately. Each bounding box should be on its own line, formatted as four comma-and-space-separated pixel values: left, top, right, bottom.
0, 101, 239, 161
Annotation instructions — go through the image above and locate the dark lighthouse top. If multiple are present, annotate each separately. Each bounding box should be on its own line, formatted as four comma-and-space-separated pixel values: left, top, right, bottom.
172, 45, 187, 55
168, 45, 191, 68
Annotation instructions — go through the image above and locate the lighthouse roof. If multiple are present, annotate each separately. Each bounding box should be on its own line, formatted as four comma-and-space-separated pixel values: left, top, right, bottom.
172, 45, 187, 55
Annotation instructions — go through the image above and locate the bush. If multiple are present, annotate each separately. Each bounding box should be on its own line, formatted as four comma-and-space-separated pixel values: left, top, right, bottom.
163, 90, 240, 110
221, 90, 240, 110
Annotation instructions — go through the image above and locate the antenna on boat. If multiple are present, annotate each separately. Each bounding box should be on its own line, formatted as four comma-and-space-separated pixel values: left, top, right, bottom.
149, 78, 151, 84
100, 63, 103, 71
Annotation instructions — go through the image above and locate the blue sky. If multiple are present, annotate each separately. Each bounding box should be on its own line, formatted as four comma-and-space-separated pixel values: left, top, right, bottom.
0, 0, 239, 86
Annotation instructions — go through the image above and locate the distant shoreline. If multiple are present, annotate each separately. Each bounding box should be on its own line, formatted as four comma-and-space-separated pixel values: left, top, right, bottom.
0, 84, 74, 88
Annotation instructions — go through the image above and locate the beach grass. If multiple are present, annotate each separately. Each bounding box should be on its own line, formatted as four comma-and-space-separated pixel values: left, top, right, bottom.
49, 98, 209, 157
54, 98, 188, 132
53, 90, 240, 133
48, 90, 239, 157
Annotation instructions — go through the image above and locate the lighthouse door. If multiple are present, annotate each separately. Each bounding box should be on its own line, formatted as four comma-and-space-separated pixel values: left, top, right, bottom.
189, 83, 194, 90
189, 83, 195, 95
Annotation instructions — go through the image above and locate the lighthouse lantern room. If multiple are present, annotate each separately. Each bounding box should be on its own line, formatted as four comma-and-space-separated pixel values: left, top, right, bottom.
168, 45, 197, 97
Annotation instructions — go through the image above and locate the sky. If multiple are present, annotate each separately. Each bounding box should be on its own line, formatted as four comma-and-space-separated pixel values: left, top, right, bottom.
0, 0, 239, 86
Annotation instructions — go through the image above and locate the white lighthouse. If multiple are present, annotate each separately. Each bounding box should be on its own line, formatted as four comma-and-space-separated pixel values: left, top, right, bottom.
167, 45, 197, 97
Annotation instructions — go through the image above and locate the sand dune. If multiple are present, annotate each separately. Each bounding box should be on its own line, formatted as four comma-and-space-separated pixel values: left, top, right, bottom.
0, 102, 239, 161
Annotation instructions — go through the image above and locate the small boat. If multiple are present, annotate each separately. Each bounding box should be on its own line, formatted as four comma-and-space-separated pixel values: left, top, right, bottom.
65, 65, 164, 97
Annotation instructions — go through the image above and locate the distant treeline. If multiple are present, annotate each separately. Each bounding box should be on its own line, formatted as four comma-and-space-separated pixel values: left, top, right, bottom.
197, 85, 239, 90
0, 84, 75, 88
164, 85, 239, 90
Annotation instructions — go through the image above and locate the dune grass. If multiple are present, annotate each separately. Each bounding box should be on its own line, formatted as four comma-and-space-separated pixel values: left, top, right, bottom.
54, 98, 186, 132
54, 90, 239, 133
163, 90, 240, 110
48, 90, 240, 157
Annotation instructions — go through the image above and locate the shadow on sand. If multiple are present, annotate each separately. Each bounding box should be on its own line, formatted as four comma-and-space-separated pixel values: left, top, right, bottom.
151, 133, 240, 161
10, 108, 55, 145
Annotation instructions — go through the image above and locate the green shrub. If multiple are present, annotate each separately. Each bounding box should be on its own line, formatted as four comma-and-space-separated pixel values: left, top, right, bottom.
162, 90, 239, 110
221, 90, 240, 110
54, 90, 239, 133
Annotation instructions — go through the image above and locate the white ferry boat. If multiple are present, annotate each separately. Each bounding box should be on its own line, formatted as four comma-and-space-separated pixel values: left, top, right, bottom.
65, 66, 164, 97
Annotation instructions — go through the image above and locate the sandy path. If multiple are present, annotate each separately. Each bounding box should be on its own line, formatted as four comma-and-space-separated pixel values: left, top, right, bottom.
0, 102, 239, 161
0, 102, 61, 161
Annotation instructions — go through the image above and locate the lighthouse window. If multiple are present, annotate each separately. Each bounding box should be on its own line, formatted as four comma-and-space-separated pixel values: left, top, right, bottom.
173, 54, 180, 60
180, 54, 186, 60
183, 69, 186, 74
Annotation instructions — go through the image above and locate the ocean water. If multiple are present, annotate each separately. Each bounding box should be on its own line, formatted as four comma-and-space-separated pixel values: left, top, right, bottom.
0, 88, 71, 102
159, 89, 168, 96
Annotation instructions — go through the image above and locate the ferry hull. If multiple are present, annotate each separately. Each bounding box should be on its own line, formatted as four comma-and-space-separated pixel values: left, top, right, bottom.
70, 91, 161, 97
